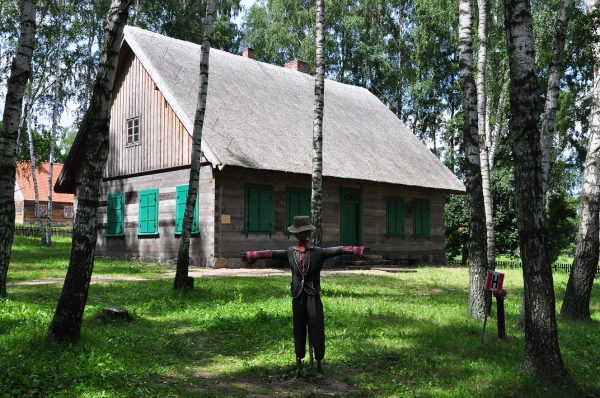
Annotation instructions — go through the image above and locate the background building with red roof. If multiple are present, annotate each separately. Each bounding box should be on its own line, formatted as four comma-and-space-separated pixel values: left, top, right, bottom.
14, 161, 74, 225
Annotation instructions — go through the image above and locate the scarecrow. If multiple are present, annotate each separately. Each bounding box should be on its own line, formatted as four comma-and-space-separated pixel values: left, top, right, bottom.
243, 216, 365, 375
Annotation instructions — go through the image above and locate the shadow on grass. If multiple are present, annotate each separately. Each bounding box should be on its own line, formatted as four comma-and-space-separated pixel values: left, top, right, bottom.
2, 273, 599, 397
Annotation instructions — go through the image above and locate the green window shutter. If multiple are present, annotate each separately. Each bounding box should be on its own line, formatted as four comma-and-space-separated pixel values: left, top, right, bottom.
414, 200, 422, 236
258, 187, 273, 231
247, 186, 260, 232
175, 186, 186, 234
106, 193, 124, 236
175, 185, 199, 234
287, 188, 311, 233
386, 197, 405, 236
138, 189, 158, 235
413, 199, 430, 237
245, 184, 274, 233
396, 199, 405, 235
423, 200, 430, 235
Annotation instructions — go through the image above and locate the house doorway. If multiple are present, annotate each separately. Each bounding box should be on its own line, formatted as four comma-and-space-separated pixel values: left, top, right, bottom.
340, 188, 362, 246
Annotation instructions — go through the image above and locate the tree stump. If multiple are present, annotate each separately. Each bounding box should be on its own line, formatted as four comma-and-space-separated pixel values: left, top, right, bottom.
102, 306, 133, 322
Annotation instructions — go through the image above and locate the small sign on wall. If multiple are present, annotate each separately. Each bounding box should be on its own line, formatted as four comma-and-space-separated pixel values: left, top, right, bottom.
221, 215, 231, 224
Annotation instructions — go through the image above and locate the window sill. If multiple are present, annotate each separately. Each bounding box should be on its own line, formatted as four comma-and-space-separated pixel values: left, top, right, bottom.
106, 233, 125, 237
138, 232, 159, 236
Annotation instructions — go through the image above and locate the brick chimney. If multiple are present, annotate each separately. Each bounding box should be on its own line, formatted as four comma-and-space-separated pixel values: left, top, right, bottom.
284, 59, 310, 74
242, 47, 255, 60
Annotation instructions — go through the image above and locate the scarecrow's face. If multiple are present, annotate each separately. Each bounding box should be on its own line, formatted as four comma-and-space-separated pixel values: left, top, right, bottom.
294, 231, 312, 241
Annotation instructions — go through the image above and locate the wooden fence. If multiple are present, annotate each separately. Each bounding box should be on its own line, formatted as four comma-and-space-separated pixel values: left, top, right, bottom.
14, 226, 73, 238
448, 259, 600, 276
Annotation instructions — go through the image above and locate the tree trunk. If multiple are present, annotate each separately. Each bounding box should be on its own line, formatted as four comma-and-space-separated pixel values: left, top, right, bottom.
27, 101, 46, 246
47, 9, 65, 247
48, 0, 130, 344
174, 0, 215, 291
487, 83, 506, 170
504, 0, 573, 385
310, 0, 325, 248
541, 0, 574, 194
459, 0, 487, 318
518, 0, 574, 330
477, 0, 496, 272
560, 0, 599, 321
0, 0, 36, 299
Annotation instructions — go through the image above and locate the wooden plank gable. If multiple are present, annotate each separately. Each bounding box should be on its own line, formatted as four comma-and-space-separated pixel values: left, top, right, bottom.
106, 51, 193, 178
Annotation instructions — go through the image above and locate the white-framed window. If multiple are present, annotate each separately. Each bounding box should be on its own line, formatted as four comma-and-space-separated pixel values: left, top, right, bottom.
127, 117, 140, 145
38, 205, 48, 219
64, 206, 74, 218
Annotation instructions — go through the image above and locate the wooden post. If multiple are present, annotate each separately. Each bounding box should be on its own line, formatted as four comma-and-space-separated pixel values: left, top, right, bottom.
495, 289, 507, 340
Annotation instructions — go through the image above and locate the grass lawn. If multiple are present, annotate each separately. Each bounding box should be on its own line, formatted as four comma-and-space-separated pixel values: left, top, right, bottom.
1, 236, 599, 397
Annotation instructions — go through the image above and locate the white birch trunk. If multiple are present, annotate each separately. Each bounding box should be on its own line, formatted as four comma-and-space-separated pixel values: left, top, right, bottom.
48, 0, 130, 343
477, 0, 496, 271
310, 0, 325, 247
459, 0, 488, 318
26, 101, 46, 245
505, 0, 572, 384
541, 0, 574, 194
518, 0, 573, 329
487, 83, 506, 170
174, 0, 215, 290
0, 0, 36, 298
559, 0, 599, 321
47, 11, 65, 247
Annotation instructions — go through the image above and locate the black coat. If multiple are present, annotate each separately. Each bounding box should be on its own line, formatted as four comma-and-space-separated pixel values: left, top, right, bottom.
271, 246, 348, 298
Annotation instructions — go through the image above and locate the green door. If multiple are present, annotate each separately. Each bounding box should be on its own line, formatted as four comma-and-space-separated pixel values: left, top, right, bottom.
340, 188, 362, 245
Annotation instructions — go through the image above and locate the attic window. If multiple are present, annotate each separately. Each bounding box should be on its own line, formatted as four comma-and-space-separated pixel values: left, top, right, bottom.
127, 117, 140, 145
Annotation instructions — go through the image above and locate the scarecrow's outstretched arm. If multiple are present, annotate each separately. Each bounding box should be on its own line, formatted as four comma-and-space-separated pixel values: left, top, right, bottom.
242, 250, 287, 264
322, 246, 365, 259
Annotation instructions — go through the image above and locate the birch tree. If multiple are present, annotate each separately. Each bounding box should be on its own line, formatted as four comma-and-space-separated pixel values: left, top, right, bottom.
48, 0, 130, 343
517, 0, 574, 328
504, 0, 573, 384
560, 0, 600, 321
46, 1, 66, 247
310, 0, 324, 247
477, 0, 497, 273
458, 0, 488, 318
0, 0, 36, 299
174, 0, 215, 291
26, 95, 46, 244
541, 0, 573, 194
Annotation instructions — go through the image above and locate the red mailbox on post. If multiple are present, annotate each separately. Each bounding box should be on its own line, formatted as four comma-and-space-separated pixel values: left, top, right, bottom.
485, 271, 504, 292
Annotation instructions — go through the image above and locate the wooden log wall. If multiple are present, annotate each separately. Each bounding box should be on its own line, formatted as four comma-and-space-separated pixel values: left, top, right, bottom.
214, 166, 447, 265
21, 201, 74, 225
95, 166, 215, 264
106, 51, 192, 178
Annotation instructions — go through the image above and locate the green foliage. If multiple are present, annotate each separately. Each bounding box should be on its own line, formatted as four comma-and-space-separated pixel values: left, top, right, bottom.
546, 191, 578, 262
492, 166, 520, 257
134, 0, 243, 52
17, 127, 68, 163
444, 194, 469, 261
243, 0, 316, 70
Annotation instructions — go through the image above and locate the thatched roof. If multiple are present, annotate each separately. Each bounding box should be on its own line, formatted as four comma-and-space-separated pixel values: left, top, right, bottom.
57, 26, 465, 194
